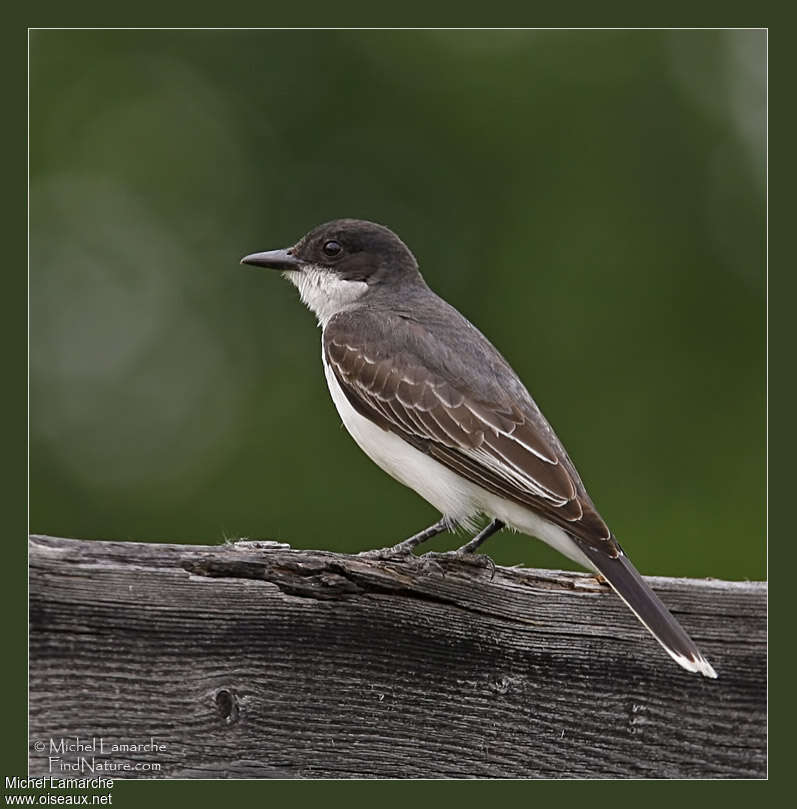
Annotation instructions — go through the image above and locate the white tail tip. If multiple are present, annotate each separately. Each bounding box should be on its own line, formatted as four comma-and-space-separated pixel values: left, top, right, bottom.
670, 650, 718, 679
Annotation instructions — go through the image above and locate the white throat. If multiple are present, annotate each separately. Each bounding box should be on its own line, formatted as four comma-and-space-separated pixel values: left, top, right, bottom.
284, 266, 368, 326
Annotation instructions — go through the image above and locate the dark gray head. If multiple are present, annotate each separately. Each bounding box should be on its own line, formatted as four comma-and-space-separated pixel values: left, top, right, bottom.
242, 219, 421, 282
241, 219, 425, 323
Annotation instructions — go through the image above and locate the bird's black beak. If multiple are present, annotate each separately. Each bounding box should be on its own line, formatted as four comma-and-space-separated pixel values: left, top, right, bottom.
240, 249, 304, 271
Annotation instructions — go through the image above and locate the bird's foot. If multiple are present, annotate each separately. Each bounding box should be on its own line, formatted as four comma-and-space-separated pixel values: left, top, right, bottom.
358, 517, 450, 561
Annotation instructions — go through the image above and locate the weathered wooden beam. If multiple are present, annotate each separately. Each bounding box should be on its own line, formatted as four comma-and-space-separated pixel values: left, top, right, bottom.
28, 535, 766, 778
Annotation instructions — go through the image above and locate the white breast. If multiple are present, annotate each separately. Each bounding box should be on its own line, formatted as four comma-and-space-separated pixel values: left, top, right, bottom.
320, 345, 594, 571
284, 267, 368, 326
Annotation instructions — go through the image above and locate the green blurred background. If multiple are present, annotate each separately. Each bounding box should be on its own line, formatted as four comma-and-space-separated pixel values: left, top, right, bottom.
29, 29, 765, 580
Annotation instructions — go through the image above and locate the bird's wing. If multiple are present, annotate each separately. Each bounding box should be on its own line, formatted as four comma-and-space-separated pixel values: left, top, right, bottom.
323, 311, 617, 554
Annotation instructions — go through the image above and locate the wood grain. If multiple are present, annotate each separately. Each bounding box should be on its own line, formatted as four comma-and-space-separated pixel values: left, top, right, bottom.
28, 535, 766, 779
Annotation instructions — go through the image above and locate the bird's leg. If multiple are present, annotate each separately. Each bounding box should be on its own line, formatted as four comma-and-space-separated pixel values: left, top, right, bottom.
358, 516, 450, 559
423, 519, 505, 577
455, 518, 505, 554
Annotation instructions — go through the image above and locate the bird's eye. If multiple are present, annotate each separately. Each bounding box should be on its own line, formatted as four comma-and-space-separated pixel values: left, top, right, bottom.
322, 240, 342, 258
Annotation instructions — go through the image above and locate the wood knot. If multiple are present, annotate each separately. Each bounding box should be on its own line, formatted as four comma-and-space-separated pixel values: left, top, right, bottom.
487, 675, 524, 695
215, 688, 240, 724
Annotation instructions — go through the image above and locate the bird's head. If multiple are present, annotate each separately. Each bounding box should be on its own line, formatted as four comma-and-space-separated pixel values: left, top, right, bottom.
241, 219, 422, 324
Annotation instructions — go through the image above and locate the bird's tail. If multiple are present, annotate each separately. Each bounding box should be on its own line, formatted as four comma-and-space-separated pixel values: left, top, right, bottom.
577, 542, 717, 678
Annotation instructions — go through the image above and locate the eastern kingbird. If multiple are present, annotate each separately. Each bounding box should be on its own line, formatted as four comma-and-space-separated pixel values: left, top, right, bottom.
242, 219, 717, 678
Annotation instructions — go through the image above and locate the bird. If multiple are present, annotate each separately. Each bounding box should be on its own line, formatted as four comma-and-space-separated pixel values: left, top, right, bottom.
241, 218, 717, 678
